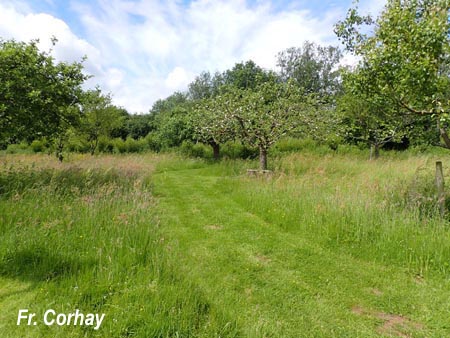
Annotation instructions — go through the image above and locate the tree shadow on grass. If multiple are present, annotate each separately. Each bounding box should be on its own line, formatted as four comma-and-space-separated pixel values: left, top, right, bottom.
0, 246, 95, 283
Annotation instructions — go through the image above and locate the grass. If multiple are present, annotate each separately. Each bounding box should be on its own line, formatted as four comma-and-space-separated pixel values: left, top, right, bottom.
0, 154, 238, 337
1, 151, 450, 337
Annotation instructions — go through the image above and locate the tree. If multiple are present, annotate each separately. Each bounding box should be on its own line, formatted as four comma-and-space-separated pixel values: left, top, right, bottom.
229, 81, 310, 170
335, 0, 450, 147
187, 71, 224, 100
277, 41, 343, 101
0, 38, 88, 147
149, 92, 193, 148
338, 69, 410, 159
111, 111, 154, 140
222, 60, 277, 90
187, 61, 280, 159
79, 88, 124, 155
190, 95, 236, 160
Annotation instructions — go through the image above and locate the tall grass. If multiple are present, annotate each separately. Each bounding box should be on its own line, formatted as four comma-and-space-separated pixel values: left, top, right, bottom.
0, 154, 237, 337
2, 151, 450, 337
225, 152, 450, 277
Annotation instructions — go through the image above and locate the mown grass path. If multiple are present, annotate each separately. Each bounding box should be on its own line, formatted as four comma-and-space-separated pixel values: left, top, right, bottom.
153, 164, 450, 338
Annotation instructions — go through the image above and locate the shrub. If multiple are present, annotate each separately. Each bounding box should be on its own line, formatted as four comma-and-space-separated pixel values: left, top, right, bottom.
110, 137, 148, 153
180, 141, 210, 158
98, 136, 115, 153
5, 142, 32, 154
221, 141, 258, 159
30, 139, 49, 153
145, 132, 162, 152
272, 137, 333, 156
112, 138, 127, 153
124, 137, 147, 153
66, 135, 90, 153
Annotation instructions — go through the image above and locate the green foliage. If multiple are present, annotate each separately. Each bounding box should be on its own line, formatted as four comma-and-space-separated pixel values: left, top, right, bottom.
78, 88, 125, 155
179, 141, 211, 158
222, 60, 277, 90
229, 80, 314, 169
30, 139, 50, 153
337, 69, 411, 158
107, 137, 149, 154
273, 137, 318, 153
149, 92, 194, 149
0, 38, 88, 144
187, 71, 223, 100
123, 137, 147, 153
190, 94, 237, 157
144, 132, 162, 152
277, 41, 343, 100
335, 0, 450, 147
66, 131, 90, 153
5, 142, 32, 154
123, 113, 152, 139
179, 140, 258, 160
97, 135, 115, 153
221, 141, 258, 159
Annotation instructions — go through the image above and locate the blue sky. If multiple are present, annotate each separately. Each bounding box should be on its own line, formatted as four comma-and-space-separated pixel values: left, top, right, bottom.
0, 0, 385, 113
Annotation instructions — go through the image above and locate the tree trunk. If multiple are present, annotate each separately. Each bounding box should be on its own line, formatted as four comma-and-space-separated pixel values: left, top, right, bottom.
56, 138, 64, 162
370, 144, 380, 160
259, 145, 268, 170
211, 142, 220, 160
440, 127, 450, 149
90, 138, 98, 156
57, 150, 63, 162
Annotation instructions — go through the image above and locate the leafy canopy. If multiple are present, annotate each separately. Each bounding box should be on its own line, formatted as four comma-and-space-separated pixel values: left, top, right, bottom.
335, 0, 450, 114
0, 38, 88, 144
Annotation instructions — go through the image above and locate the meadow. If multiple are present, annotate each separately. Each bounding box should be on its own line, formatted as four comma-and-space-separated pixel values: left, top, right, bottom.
1, 150, 450, 337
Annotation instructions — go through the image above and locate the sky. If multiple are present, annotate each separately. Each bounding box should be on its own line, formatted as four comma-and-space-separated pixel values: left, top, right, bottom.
0, 0, 386, 113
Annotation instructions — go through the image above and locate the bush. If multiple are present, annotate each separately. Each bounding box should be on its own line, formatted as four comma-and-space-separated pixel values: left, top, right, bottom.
145, 132, 162, 152
221, 141, 258, 159
30, 139, 49, 153
273, 138, 307, 153
5, 142, 32, 154
179, 141, 258, 160
111, 137, 148, 154
125, 137, 147, 153
98, 136, 115, 153
112, 138, 127, 153
180, 141, 210, 158
66, 135, 90, 153
273, 137, 333, 156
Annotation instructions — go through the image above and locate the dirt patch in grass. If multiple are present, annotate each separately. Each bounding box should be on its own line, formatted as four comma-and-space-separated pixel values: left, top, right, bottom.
371, 288, 384, 296
205, 224, 223, 230
352, 305, 424, 337
254, 254, 272, 264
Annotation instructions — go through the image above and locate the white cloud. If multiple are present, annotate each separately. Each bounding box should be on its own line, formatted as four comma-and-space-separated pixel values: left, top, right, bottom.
165, 67, 193, 90
0, 0, 386, 113
105, 68, 125, 88
0, 4, 96, 63
0, 2, 104, 88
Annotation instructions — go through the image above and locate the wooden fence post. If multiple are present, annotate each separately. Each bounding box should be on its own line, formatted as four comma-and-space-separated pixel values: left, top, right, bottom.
435, 161, 445, 217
